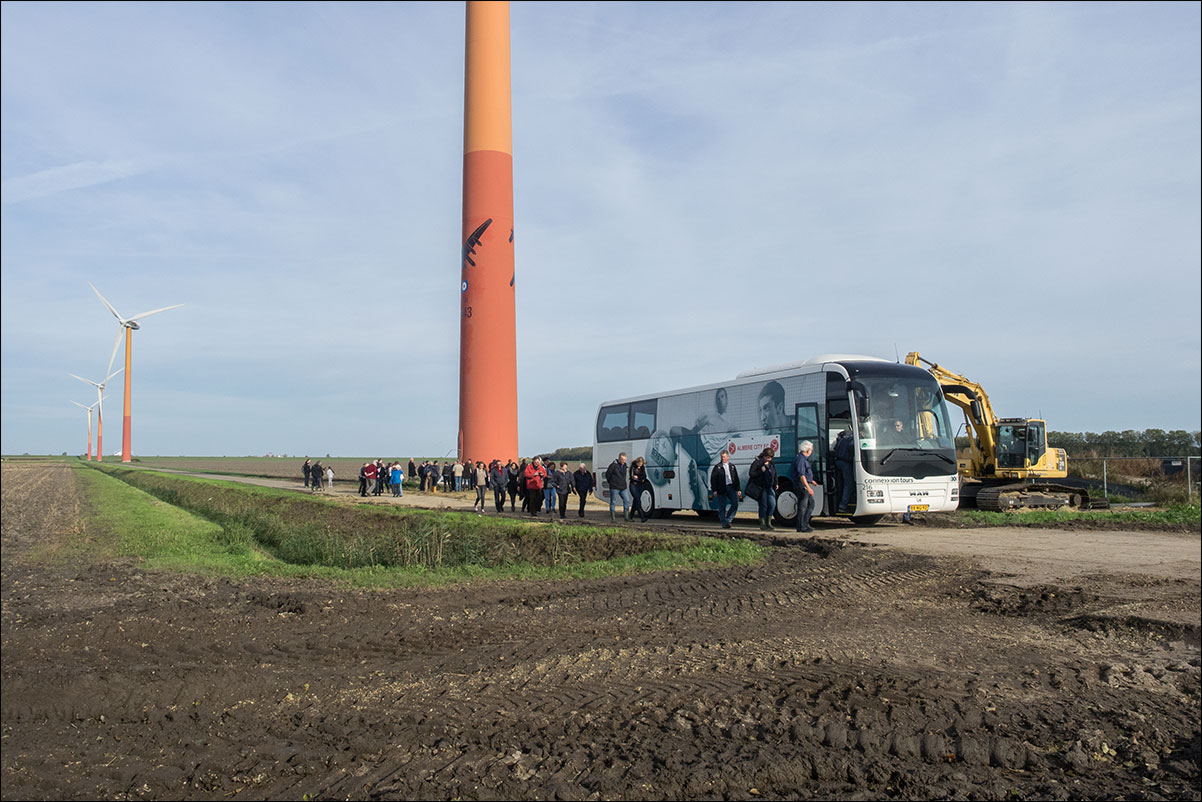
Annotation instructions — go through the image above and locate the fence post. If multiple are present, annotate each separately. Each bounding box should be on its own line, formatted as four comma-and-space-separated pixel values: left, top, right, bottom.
1189, 456, 1193, 503
1102, 458, 1107, 501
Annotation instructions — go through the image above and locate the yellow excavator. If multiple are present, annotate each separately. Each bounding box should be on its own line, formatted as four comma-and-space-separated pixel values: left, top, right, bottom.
904, 352, 1103, 510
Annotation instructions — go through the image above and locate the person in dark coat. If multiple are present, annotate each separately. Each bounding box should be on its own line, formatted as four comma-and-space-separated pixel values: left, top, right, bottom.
572, 463, 595, 518
302, 458, 312, 488
629, 456, 651, 523
709, 451, 741, 529
748, 448, 778, 530
359, 462, 369, 497
553, 462, 573, 519
506, 461, 520, 511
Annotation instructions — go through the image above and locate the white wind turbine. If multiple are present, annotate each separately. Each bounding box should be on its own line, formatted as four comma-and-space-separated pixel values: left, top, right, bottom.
90, 282, 182, 463
70, 369, 121, 462
71, 398, 103, 461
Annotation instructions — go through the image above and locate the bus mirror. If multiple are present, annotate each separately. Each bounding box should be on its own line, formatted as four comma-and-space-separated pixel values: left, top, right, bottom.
856, 397, 870, 419
970, 399, 984, 425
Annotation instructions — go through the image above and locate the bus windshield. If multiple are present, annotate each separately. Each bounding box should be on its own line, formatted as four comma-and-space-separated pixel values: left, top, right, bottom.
855, 376, 956, 477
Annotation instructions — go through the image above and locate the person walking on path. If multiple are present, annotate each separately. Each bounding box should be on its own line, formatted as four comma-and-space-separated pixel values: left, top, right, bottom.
302, 458, 312, 489
325, 465, 334, 491
572, 463, 594, 518
629, 456, 651, 522
524, 458, 547, 516
605, 453, 631, 522
543, 460, 559, 515
359, 462, 369, 497
490, 460, 507, 512
390, 462, 404, 497
506, 460, 520, 512
554, 462, 573, 519
748, 448, 778, 530
311, 460, 323, 492
709, 451, 741, 529
473, 461, 488, 512
791, 441, 817, 533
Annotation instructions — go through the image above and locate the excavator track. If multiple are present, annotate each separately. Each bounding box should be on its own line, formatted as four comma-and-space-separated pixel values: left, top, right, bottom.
973, 483, 1108, 512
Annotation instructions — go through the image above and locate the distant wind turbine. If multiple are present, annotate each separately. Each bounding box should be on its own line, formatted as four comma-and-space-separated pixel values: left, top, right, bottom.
71, 398, 102, 461
90, 282, 182, 463
70, 370, 121, 462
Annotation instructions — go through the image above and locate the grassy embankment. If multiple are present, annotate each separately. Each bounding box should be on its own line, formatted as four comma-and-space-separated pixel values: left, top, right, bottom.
947, 503, 1200, 528
79, 464, 762, 587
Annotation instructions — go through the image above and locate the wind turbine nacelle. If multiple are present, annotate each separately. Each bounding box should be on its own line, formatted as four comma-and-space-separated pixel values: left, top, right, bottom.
127, 321, 141, 331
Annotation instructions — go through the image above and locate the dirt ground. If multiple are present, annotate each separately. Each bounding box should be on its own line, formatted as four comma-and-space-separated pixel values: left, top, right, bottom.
2, 462, 1199, 801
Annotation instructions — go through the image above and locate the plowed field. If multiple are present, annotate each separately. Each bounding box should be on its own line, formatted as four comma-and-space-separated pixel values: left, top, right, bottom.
2, 461, 1198, 800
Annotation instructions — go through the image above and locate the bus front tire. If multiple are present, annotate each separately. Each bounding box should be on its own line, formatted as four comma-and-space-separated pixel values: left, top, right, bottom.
850, 514, 883, 527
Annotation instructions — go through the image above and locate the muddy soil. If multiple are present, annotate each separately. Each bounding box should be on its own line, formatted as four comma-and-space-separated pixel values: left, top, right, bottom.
2, 461, 1199, 801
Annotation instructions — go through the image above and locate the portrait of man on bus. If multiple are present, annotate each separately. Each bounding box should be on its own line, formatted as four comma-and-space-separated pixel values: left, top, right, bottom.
757, 380, 788, 431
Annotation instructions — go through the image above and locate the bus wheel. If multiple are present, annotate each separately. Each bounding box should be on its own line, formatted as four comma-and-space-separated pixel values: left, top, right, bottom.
850, 514, 883, 527
638, 486, 656, 519
774, 481, 800, 528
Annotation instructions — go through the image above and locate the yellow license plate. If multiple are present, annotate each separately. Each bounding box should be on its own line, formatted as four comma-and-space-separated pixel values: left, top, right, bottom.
908, 504, 929, 512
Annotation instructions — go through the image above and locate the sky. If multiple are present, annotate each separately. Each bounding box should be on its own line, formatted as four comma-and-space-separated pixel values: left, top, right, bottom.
2, 1, 1199, 458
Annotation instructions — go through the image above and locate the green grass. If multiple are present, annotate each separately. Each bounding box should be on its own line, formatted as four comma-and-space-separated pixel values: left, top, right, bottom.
953, 502, 1200, 527
77, 464, 764, 587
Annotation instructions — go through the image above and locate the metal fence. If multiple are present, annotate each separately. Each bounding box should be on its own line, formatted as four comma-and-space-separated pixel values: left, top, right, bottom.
1065, 455, 1200, 502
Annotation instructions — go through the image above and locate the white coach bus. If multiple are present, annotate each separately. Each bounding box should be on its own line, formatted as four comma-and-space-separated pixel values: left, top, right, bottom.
593, 355, 960, 526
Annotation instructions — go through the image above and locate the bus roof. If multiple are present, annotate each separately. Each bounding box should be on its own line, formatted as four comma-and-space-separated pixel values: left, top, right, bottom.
597, 356, 922, 409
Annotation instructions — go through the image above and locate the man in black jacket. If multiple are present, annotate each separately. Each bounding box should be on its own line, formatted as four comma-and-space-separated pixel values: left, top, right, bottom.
605, 453, 631, 522
572, 463, 595, 518
709, 451, 742, 529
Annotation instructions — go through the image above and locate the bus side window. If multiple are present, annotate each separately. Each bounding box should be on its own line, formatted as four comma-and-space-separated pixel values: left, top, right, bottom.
597, 405, 630, 442
631, 400, 657, 440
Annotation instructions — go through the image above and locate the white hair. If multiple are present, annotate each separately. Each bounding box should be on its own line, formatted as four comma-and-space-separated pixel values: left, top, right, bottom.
800, 440, 814, 452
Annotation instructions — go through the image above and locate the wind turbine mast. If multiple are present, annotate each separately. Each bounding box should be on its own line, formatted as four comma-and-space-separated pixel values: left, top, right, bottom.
90, 283, 181, 463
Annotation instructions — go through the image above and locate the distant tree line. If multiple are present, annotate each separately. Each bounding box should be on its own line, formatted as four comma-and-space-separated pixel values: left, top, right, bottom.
543, 446, 592, 463
954, 429, 1200, 458
1048, 429, 1200, 458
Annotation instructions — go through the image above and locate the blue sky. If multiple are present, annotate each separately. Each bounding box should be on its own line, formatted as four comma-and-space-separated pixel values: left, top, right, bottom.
2, 1, 1199, 458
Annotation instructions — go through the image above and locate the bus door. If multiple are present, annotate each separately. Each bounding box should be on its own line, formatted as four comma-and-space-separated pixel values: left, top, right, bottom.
825, 373, 853, 514
794, 402, 823, 515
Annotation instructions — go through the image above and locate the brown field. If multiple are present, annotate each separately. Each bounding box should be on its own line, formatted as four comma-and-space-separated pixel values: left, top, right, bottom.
2, 461, 1199, 800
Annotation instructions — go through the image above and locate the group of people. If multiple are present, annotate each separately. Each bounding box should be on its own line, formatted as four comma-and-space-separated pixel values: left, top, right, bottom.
357, 459, 408, 497
301, 458, 334, 492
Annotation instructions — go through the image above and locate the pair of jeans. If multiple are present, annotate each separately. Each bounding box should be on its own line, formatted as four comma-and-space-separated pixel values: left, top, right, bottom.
544, 486, 557, 512
716, 487, 739, 525
609, 488, 631, 518
757, 487, 777, 521
455, 477, 462, 492
577, 490, 589, 517
631, 483, 648, 521
796, 490, 815, 531
495, 487, 506, 512
836, 461, 855, 510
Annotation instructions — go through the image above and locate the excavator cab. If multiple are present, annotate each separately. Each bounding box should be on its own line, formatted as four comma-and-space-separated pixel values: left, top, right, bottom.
996, 419, 1048, 472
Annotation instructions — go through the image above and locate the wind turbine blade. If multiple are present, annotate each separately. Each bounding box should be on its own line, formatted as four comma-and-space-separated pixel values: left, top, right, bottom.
70, 373, 100, 388
89, 282, 125, 322
106, 329, 124, 378
105, 367, 124, 384
72, 401, 90, 410
128, 303, 183, 321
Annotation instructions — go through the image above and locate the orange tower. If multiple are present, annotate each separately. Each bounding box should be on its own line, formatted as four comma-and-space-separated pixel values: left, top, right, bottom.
459, 0, 518, 461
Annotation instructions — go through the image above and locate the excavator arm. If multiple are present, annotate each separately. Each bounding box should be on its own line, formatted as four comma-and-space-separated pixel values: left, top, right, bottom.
905, 352, 998, 477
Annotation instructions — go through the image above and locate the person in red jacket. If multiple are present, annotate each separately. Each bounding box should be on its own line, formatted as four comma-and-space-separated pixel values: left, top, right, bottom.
523, 457, 547, 516
364, 461, 378, 498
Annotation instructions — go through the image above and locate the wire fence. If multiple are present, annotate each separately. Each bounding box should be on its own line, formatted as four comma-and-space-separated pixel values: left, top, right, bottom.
1065, 455, 1200, 503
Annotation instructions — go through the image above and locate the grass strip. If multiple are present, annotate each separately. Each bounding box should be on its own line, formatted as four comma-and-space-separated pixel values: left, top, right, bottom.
81, 464, 764, 586
949, 502, 1200, 528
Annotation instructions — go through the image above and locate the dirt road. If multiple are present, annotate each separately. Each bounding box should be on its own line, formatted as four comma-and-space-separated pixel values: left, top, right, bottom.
2, 461, 1199, 800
